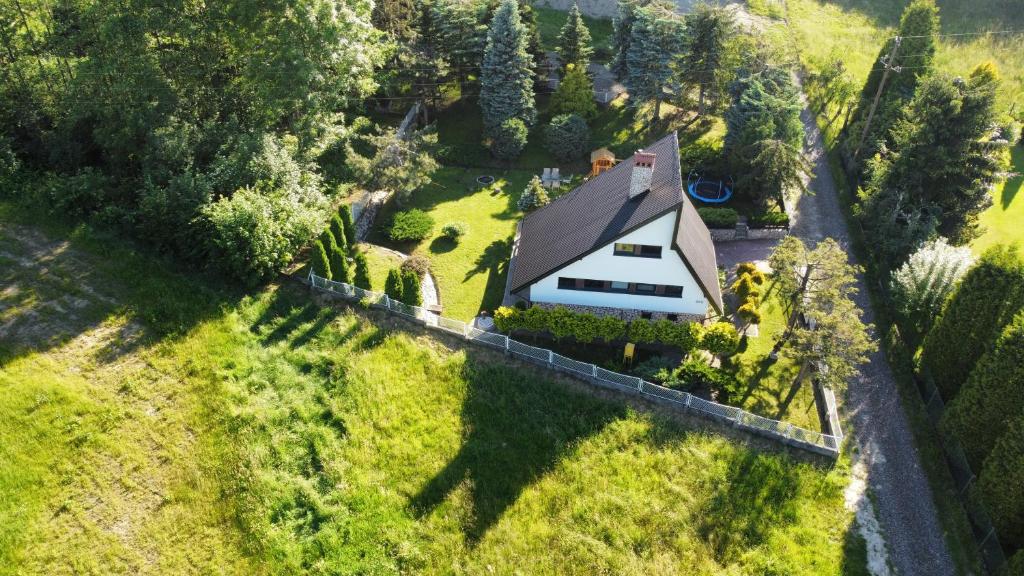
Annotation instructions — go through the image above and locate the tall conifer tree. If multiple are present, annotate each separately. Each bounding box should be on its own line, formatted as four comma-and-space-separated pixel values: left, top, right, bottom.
624, 5, 681, 126
681, 2, 734, 115
480, 0, 536, 132
557, 4, 593, 71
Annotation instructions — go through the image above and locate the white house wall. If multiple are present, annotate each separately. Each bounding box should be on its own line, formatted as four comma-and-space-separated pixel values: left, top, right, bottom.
528, 210, 708, 315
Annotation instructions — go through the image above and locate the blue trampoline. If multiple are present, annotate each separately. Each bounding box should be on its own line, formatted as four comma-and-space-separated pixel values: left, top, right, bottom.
687, 171, 733, 204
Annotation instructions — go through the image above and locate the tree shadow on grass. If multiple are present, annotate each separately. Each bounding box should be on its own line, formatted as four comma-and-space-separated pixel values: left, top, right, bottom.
697, 450, 802, 564
1000, 146, 1023, 210
409, 358, 626, 545
463, 237, 512, 314
429, 236, 458, 254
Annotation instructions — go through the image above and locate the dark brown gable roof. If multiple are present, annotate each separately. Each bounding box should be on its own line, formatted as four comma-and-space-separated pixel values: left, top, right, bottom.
510, 132, 724, 314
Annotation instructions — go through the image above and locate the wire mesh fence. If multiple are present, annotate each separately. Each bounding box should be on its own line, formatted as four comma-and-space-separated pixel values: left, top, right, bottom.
307, 271, 842, 458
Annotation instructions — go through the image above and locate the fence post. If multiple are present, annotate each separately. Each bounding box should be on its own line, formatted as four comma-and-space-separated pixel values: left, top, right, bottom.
463, 322, 470, 340
785, 424, 795, 439
684, 392, 691, 408
547, 350, 553, 367
504, 335, 510, 356
591, 364, 597, 378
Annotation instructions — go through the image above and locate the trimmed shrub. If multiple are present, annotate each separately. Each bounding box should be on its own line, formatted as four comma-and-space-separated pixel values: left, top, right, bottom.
675, 358, 740, 400
494, 306, 523, 333
702, 322, 741, 357
749, 211, 789, 228
401, 254, 431, 278
389, 209, 435, 242
628, 318, 657, 343
330, 213, 348, 253
942, 312, 1024, 471
633, 356, 676, 383
384, 268, 404, 302
698, 207, 739, 229
547, 306, 576, 340
329, 245, 349, 283
736, 262, 758, 277
339, 204, 357, 247
312, 239, 332, 280
571, 313, 601, 343
975, 414, 1024, 552
731, 275, 761, 301
489, 118, 529, 160
321, 229, 339, 256
517, 175, 551, 211
544, 113, 591, 162
737, 302, 762, 325
921, 245, 1024, 400
522, 306, 549, 333
353, 251, 372, 289
441, 221, 468, 242
401, 268, 422, 306
596, 315, 627, 342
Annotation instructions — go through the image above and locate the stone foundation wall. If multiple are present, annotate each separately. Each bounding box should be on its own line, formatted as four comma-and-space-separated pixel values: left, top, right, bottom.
533, 301, 706, 324
709, 227, 789, 242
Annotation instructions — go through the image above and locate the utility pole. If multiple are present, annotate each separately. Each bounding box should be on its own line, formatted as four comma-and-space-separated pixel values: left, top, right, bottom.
853, 36, 902, 161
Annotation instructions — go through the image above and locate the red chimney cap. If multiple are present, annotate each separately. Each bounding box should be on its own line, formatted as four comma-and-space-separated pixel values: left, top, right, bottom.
634, 151, 656, 168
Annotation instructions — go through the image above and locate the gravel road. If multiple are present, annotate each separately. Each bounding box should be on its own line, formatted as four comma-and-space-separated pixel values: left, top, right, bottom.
791, 84, 958, 576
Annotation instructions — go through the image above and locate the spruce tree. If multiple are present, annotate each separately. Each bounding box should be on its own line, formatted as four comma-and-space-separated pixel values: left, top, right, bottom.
517, 175, 550, 211
612, 0, 644, 78
330, 245, 349, 283
353, 250, 372, 289
550, 63, 597, 119
480, 0, 536, 132
557, 3, 593, 71
624, 5, 682, 126
330, 213, 348, 253
921, 245, 1024, 401
312, 239, 332, 280
844, 0, 939, 167
339, 204, 357, 247
975, 414, 1024, 552
401, 268, 423, 306
384, 268, 405, 302
431, 0, 487, 89
943, 312, 1024, 470
681, 2, 734, 116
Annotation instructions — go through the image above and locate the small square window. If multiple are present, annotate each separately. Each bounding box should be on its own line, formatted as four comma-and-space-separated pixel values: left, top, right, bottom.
583, 279, 605, 290
558, 277, 575, 289
635, 283, 656, 293
610, 281, 629, 292
664, 285, 683, 298
639, 245, 662, 258
614, 243, 636, 256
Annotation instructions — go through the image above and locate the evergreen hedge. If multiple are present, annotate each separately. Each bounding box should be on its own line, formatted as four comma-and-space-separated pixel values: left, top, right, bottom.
353, 251, 371, 290
330, 214, 348, 253
339, 204, 357, 247
384, 268, 404, 302
312, 239, 332, 280
697, 207, 738, 229
975, 414, 1024, 552
329, 246, 349, 283
921, 245, 1024, 400
942, 312, 1024, 470
401, 268, 422, 306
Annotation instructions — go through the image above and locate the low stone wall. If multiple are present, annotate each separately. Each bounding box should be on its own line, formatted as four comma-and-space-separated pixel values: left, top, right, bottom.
709, 227, 789, 242
533, 301, 706, 324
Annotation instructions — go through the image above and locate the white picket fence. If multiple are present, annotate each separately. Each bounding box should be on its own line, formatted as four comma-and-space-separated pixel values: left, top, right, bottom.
308, 272, 842, 458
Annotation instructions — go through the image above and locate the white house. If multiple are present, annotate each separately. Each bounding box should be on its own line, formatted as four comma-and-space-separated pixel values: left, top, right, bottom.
508, 132, 723, 322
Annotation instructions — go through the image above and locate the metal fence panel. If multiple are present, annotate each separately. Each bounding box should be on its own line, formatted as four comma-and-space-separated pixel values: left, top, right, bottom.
640, 381, 691, 406
467, 327, 507, 350
550, 353, 594, 378
437, 316, 467, 336
508, 339, 550, 364
595, 367, 642, 391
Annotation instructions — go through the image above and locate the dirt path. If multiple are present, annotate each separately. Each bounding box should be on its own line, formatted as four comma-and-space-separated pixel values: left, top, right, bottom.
790, 81, 957, 576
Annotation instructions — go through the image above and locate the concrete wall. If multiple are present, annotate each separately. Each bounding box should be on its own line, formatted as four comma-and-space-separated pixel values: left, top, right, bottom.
709, 227, 789, 242
528, 211, 710, 316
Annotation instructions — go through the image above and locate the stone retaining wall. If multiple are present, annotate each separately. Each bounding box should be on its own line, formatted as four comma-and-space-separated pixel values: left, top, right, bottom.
533, 301, 706, 324
709, 227, 789, 242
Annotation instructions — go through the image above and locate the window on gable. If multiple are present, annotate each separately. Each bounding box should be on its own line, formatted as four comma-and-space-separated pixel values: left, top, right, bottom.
614, 243, 662, 258
557, 277, 575, 289
613, 243, 636, 256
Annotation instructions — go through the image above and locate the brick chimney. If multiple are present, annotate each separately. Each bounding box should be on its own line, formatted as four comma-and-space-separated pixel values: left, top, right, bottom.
629, 150, 656, 198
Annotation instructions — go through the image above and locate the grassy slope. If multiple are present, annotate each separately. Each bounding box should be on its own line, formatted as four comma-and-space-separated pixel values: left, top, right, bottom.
534, 6, 615, 61
0, 208, 868, 574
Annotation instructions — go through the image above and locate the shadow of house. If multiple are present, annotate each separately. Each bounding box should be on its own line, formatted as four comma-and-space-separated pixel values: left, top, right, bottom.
410, 360, 626, 544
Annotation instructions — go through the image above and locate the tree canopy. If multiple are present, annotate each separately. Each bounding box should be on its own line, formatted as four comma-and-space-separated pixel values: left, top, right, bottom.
480, 0, 536, 132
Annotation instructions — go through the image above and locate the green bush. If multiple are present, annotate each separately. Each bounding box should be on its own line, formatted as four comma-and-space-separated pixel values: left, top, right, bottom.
329, 245, 349, 283
697, 207, 739, 229
942, 312, 1024, 471
922, 245, 1024, 400
517, 175, 551, 212
544, 113, 590, 162
312, 239, 332, 280
736, 262, 758, 277
388, 209, 435, 242
321, 229, 339, 257
522, 306, 549, 333
975, 414, 1024, 552
384, 268, 404, 302
737, 302, 762, 325
489, 118, 529, 161
628, 318, 657, 343
596, 315, 627, 342
571, 313, 601, 343
494, 306, 523, 333
702, 322, 741, 357
633, 356, 677, 383
330, 214, 348, 253
547, 306, 576, 340
749, 212, 790, 228
441, 221, 468, 242
731, 275, 761, 301
674, 358, 740, 400
353, 251, 371, 289
401, 268, 422, 306
549, 63, 597, 119
339, 204, 357, 247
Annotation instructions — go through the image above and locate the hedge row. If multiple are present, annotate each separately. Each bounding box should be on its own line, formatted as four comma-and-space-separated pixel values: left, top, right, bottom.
748, 212, 789, 228
493, 305, 740, 356
921, 245, 1024, 401
697, 207, 738, 229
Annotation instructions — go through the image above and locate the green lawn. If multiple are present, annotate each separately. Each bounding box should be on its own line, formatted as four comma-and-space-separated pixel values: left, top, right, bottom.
0, 208, 867, 575
368, 167, 530, 320
533, 6, 614, 62
973, 145, 1024, 254
358, 242, 405, 293
725, 281, 822, 432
